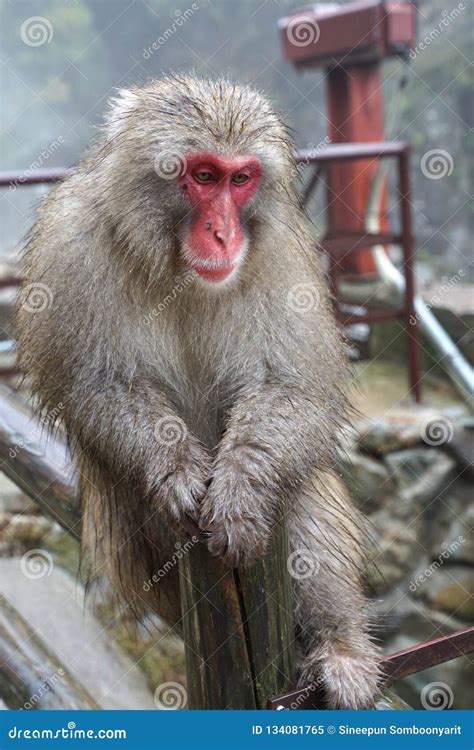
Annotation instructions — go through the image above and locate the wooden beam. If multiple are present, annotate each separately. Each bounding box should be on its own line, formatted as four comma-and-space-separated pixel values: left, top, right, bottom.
0, 385, 80, 538
179, 520, 295, 709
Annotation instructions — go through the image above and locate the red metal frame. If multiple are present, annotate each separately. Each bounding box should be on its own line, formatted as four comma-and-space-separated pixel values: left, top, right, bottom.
297, 141, 421, 402
268, 625, 474, 709
0, 149, 420, 401
279, 1, 417, 275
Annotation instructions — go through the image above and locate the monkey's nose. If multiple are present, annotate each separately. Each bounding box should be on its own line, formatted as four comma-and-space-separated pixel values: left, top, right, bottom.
214, 230, 225, 245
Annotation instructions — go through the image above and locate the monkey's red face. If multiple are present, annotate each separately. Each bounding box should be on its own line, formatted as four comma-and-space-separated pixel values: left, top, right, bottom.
178, 153, 262, 284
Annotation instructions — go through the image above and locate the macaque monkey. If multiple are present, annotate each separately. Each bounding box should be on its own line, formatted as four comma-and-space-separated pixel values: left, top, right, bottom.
17, 75, 380, 708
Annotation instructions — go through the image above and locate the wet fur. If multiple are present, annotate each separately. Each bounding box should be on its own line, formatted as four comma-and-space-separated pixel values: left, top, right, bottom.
16, 74, 381, 708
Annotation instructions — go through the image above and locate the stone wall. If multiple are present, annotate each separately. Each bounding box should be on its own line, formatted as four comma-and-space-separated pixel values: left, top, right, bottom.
338, 406, 473, 709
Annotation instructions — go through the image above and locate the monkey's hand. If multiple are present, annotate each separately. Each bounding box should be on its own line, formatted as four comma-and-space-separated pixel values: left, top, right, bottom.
199, 464, 274, 567
152, 440, 211, 538
298, 636, 382, 710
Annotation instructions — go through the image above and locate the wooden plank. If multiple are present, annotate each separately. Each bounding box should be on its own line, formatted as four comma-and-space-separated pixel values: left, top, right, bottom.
179, 520, 295, 709
0, 596, 97, 710
0, 386, 80, 538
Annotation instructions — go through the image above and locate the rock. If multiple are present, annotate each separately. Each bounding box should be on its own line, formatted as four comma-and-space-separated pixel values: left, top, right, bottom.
383, 448, 456, 505
0, 558, 157, 710
0, 513, 54, 557
366, 514, 423, 594
413, 566, 474, 621
426, 478, 474, 565
337, 451, 394, 513
0, 473, 34, 514
443, 418, 474, 478
356, 407, 467, 456
357, 419, 423, 455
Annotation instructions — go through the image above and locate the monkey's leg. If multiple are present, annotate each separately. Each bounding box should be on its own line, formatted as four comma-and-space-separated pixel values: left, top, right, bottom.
289, 474, 381, 709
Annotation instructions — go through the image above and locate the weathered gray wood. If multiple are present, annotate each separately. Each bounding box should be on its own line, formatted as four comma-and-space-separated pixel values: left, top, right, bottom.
179, 519, 295, 709
0, 386, 296, 708
0, 385, 80, 537
0, 596, 97, 710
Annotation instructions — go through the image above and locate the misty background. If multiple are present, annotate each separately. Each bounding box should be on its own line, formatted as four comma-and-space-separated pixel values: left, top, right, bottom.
0, 0, 472, 282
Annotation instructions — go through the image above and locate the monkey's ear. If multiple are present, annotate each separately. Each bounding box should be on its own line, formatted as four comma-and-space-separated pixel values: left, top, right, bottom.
103, 88, 140, 140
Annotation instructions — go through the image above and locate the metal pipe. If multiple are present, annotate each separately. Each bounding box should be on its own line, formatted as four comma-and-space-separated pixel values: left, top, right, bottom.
366, 160, 473, 408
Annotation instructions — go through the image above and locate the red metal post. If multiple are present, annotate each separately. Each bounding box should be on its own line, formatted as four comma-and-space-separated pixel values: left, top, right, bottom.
399, 145, 421, 402
325, 65, 389, 275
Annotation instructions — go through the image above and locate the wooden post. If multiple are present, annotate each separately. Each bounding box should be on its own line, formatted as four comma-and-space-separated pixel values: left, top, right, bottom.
179, 520, 295, 709
0, 386, 296, 708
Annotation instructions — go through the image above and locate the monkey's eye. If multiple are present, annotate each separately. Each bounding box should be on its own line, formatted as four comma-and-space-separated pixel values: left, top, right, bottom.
193, 171, 216, 184
231, 173, 250, 185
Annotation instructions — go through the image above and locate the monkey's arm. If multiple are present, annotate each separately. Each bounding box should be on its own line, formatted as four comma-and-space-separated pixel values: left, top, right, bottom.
67, 378, 211, 534
200, 380, 340, 566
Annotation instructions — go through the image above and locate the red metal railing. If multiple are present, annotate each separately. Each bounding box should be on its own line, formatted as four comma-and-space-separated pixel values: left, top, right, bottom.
0, 146, 420, 399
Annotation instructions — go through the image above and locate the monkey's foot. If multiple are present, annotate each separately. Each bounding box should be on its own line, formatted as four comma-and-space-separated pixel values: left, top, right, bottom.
298, 641, 382, 710
202, 511, 271, 568
199, 464, 274, 566
155, 458, 209, 538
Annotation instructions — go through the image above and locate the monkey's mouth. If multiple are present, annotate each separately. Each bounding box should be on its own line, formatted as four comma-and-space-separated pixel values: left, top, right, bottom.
183, 243, 247, 284
191, 261, 239, 284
